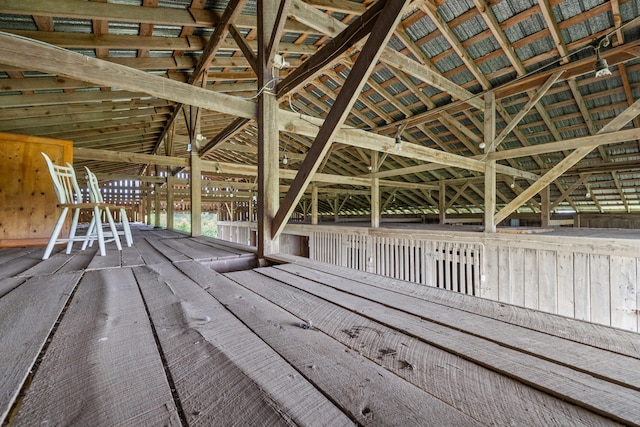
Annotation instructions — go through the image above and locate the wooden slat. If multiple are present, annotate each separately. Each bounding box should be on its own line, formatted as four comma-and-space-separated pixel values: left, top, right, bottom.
120, 245, 145, 267
0, 277, 26, 298
0, 271, 82, 422
143, 237, 190, 262
142, 261, 353, 426
178, 237, 244, 259
128, 235, 171, 265
232, 267, 625, 425
175, 262, 481, 425
11, 269, 181, 426
257, 265, 640, 424
15, 250, 80, 277
0, 247, 52, 279
158, 237, 222, 260
56, 246, 100, 273
86, 244, 122, 270
192, 236, 256, 256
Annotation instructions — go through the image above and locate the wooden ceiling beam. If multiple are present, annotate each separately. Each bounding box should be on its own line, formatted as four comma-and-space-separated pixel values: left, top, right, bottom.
488, 128, 640, 160
275, 0, 381, 97
495, 97, 640, 223
1, 0, 315, 33
0, 32, 256, 118
3, 30, 317, 56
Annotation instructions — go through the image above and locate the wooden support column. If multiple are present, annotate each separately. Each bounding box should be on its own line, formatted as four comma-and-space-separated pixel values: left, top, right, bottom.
438, 181, 446, 224
257, 0, 285, 258
230, 200, 236, 221
145, 187, 152, 225
154, 183, 161, 228
249, 195, 254, 222
190, 149, 202, 236
311, 184, 318, 225
484, 91, 497, 233
333, 196, 340, 223
371, 151, 380, 228
166, 175, 175, 230
541, 185, 551, 227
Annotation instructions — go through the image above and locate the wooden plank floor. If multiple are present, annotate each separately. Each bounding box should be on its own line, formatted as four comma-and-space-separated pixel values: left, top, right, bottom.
1, 225, 638, 426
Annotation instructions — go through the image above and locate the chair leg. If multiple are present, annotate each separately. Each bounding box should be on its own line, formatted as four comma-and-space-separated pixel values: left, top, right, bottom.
82, 216, 96, 250
93, 206, 107, 256
105, 207, 122, 250
120, 208, 133, 247
66, 207, 81, 254
43, 207, 69, 260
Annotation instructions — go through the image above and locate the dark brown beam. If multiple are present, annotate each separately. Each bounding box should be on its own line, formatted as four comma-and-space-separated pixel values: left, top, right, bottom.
272, 0, 411, 237
275, 0, 389, 98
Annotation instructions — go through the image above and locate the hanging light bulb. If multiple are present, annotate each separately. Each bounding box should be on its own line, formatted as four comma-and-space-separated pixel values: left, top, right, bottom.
395, 134, 402, 151
594, 36, 611, 78
282, 153, 288, 165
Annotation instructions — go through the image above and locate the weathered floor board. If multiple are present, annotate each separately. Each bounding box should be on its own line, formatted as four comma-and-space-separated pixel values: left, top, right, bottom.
159, 237, 237, 261
136, 262, 352, 426
0, 247, 54, 279
0, 272, 82, 422
131, 235, 173, 265
144, 236, 191, 262
225, 268, 625, 426
16, 248, 88, 278
1, 226, 638, 426
192, 236, 257, 255
11, 268, 181, 426
269, 253, 640, 358
175, 261, 482, 426
0, 277, 26, 298
85, 244, 122, 270
271, 263, 640, 394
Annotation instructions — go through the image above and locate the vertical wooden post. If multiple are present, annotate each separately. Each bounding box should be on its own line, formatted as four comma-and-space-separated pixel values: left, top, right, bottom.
257, 1, 280, 258
371, 151, 380, 228
333, 196, 340, 223
249, 195, 254, 222
439, 180, 446, 224
191, 149, 202, 236
302, 200, 308, 223
154, 183, 161, 228
145, 185, 152, 225
166, 175, 175, 230
311, 184, 318, 225
484, 91, 497, 233
541, 185, 551, 227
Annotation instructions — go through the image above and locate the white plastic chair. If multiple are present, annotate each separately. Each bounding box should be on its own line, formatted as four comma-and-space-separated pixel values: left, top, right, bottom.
41, 153, 121, 260
82, 166, 133, 249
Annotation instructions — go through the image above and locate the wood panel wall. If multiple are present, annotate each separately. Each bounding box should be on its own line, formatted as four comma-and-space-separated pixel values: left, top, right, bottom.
0, 132, 73, 247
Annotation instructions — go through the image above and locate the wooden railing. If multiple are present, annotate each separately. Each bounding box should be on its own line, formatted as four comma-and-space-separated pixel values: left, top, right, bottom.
218, 222, 640, 332
309, 230, 482, 296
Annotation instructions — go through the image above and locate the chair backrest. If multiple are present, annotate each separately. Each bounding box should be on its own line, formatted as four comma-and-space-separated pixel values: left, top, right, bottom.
84, 166, 105, 204
41, 152, 83, 204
